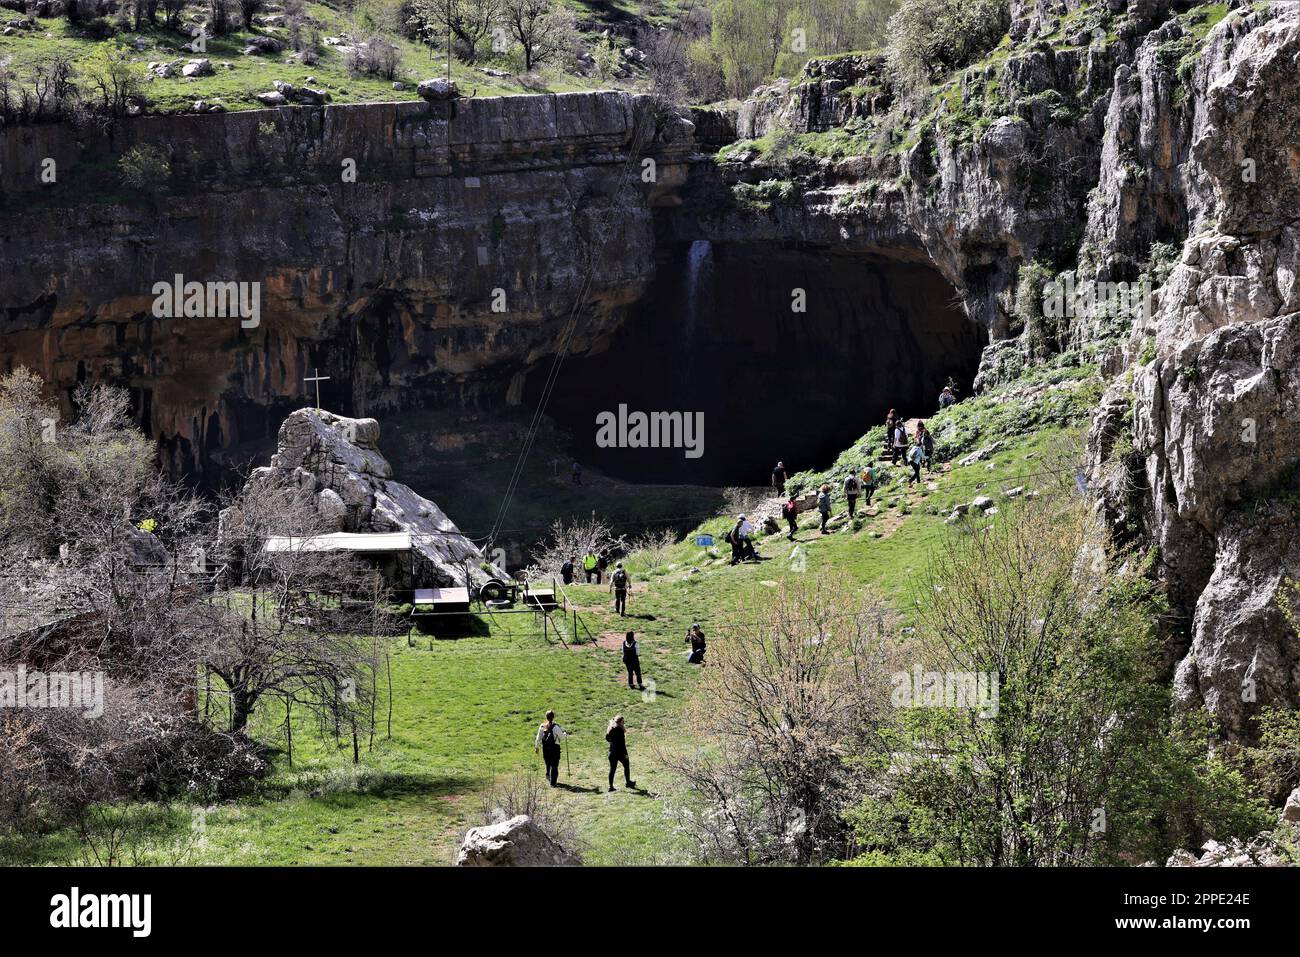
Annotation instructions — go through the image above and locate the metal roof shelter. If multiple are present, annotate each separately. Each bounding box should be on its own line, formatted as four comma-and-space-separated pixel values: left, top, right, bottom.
264, 532, 413, 553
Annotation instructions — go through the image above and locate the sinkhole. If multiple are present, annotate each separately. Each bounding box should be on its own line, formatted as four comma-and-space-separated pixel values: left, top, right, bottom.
533, 240, 987, 486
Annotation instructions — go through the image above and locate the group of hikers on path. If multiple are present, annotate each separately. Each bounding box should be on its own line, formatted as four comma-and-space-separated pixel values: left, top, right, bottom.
775, 385, 957, 536
534, 709, 636, 792
561, 550, 634, 616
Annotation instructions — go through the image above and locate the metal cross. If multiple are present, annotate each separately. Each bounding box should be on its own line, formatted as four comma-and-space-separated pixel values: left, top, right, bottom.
304, 369, 330, 411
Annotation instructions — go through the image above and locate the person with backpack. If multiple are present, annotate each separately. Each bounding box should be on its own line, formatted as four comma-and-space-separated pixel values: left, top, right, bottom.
610, 562, 630, 616
597, 550, 610, 581
917, 422, 935, 472
736, 514, 758, 561
818, 484, 832, 534
771, 461, 787, 495
892, 422, 908, 465
583, 550, 600, 584
906, 439, 925, 486
782, 493, 800, 540
938, 386, 956, 410
621, 631, 643, 690
533, 709, 568, 787
884, 409, 899, 458
843, 471, 861, 518
560, 556, 575, 585
605, 715, 635, 792
726, 522, 743, 565
861, 462, 877, 506
685, 623, 706, 665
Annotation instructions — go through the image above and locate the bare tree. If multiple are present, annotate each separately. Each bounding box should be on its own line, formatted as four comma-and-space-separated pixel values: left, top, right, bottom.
408, 0, 501, 63
499, 0, 575, 72
660, 575, 900, 864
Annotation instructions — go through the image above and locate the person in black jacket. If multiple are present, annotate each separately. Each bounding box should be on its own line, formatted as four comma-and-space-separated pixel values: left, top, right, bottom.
533, 710, 567, 787
621, 631, 644, 690
560, 556, 575, 585
605, 715, 635, 791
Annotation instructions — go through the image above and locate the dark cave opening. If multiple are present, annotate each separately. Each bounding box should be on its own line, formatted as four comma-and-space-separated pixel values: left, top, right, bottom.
533, 240, 987, 486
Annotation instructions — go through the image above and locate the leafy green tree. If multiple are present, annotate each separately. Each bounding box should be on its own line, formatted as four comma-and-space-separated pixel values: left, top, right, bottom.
850, 494, 1269, 865
886, 0, 1009, 91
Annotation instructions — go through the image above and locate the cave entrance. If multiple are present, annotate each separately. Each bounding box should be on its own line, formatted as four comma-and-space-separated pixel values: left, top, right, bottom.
531, 240, 986, 486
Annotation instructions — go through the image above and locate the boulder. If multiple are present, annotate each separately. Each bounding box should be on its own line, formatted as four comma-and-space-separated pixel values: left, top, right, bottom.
417, 78, 460, 101
243, 35, 283, 56
230, 408, 500, 588
970, 496, 994, 511
255, 91, 288, 106
455, 815, 577, 866
182, 58, 213, 77
1283, 787, 1300, 824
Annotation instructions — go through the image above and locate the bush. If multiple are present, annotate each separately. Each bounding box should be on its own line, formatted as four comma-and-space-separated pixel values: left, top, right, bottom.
886, 0, 1010, 91
118, 144, 172, 192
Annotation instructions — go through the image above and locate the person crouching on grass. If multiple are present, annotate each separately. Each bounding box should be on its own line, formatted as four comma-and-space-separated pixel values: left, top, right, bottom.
605, 715, 635, 792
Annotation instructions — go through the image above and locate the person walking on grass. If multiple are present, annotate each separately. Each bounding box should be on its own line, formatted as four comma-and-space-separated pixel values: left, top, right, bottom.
621, 631, 644, 690
605, 715, 635, 792
583, 549, 600, 584
534, 709, 568, 787
611, 562, 630, 616
782, 492, 800, 540
906, 439, 925, 486
685, 623, 707, 665
843, 471, 860, 518
861, 462, 877, 507
818, 484, 832, 534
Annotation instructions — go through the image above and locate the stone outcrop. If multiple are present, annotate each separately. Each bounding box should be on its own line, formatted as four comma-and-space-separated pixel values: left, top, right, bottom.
237, 408, 497, 586
0, 92, 693, 485
455, 814, 578, 866
1086, 4, 1300, 738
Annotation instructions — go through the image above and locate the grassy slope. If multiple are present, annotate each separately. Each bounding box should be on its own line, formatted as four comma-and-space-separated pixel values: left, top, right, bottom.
3, 366, 1100, 867
0, 0, 680, 114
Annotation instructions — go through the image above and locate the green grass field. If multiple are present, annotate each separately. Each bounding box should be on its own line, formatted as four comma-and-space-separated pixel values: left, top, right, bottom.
1, 369, 1097, 866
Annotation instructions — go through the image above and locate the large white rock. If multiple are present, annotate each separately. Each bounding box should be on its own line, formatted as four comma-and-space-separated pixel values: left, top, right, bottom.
455, 815, 577, 867
248, 408, 500, 586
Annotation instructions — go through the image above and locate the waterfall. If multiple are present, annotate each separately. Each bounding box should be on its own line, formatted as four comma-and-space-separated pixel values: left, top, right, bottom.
683, 240, 713, 344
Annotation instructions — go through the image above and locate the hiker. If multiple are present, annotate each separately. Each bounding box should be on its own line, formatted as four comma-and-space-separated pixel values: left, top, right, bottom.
726, 521, 743, 565
843, 471, 861, 518
561, 556, 575, 586
605, 715, 635, 791
611, 562, 630, 616
597, 550, 610, 581
583, 550, 601, 584
892, 421, 908, 465
685, 623, 706, 664
818, 484, 832, 534
736, 514, 758, 561
534, 709, 568, 787
884, 409, 899, 458
938, 385, 956, 410
906, 438, 925, 485
571, 461, 582, 485
621, 631, 644, 690
917, 421, 935, 472
771, 460, 787, 495
861, 462, 877, 506
782, 492, 800, 540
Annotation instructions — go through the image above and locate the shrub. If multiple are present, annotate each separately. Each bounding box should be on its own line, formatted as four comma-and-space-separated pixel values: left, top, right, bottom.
886, 0, 1010, 91
118, 144, 172, 192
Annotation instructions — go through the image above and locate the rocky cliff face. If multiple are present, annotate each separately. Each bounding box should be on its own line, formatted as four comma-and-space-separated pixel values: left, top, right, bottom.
0, 92, 694, 484
718, 0, 1299, 739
